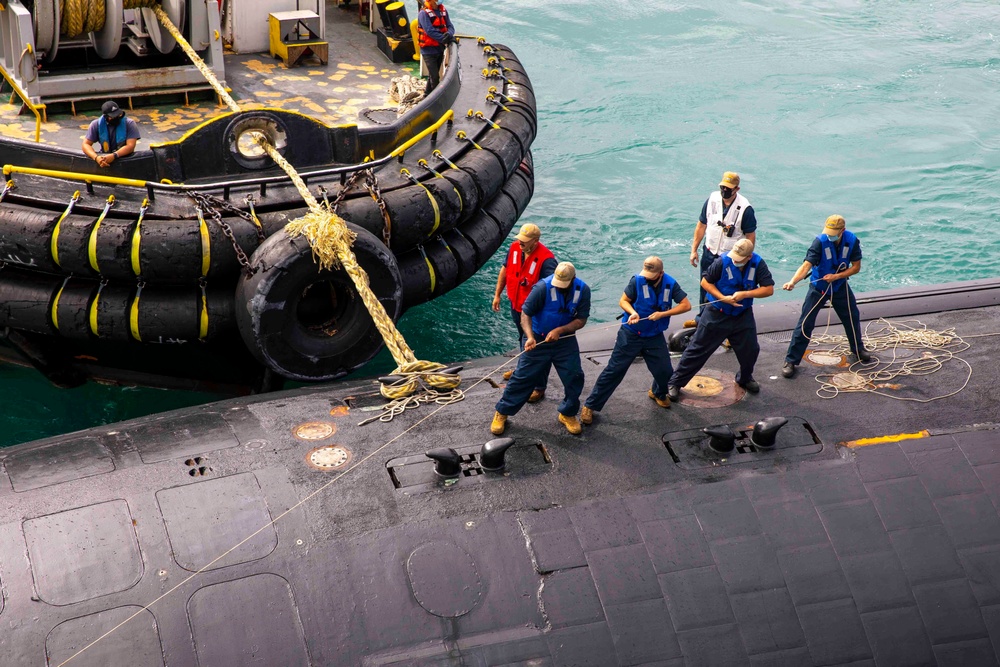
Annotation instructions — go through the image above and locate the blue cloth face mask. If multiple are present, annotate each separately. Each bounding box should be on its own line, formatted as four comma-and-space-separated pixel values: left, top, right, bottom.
825, 233, 841, 243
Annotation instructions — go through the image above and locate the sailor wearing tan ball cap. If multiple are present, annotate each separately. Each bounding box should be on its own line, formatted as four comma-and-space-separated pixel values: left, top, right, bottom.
780, 214, 870, 379
688, 171, 758, 323
492, 262, 590, 436
667, 238, 774, 400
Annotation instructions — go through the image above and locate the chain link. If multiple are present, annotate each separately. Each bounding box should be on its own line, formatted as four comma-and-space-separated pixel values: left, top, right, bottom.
363, 170, 392, 247
186, 191, 256, 277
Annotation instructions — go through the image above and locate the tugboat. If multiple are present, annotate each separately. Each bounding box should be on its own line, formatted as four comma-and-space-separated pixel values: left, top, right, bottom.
0, 0, 536, 392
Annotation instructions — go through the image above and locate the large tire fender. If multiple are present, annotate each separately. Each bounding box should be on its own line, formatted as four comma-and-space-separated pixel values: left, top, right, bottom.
235, 224, 403, 381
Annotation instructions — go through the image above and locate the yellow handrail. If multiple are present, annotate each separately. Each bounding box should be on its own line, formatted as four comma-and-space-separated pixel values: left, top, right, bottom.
0, 53, 45, 142
2, 164, 147, 187
389, 109, 454, 159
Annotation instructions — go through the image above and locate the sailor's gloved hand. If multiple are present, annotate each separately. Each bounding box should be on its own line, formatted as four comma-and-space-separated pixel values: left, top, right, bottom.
441, 33, 454, 46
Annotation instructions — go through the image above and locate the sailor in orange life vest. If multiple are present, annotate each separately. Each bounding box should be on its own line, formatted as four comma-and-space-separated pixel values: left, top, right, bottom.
492, 223, 557, 400
492, 262, 590, 437
82, 101, 140, 169
667, 238, 774, 399
416, 0, 456, 96
689, 171, 757, 322
580, 257, 691, 426
780, 215, 870, 379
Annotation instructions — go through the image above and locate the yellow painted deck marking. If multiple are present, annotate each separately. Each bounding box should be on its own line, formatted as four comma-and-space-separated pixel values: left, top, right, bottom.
844, 431, 930, 448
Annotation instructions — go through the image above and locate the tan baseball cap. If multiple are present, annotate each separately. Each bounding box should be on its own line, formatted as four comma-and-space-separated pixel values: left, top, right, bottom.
551, 261, 576, 288
823, 215, 846, 234
727, 238, 754, 261
640, 256, 663, 280
515, 223, 541, 242
719, 171, 740, 188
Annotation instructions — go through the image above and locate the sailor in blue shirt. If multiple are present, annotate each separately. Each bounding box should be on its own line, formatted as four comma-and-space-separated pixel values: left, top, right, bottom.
492, 262, 590, 436
581, 257, 691, 425
668, 239, 775, 398
781, 215, 870, 378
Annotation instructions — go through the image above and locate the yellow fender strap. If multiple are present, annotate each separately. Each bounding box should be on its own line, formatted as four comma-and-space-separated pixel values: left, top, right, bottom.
50, 276, 70, 332
88, 195, 116, 274
51, 191, 81, 268
199, 282, 209, 340
129, 283, 143, 341
420, 246, 436, 294
197, 208, 211, 277
130, 198, 149, 276
88, 281, 106, 337
417, 182, 441, 235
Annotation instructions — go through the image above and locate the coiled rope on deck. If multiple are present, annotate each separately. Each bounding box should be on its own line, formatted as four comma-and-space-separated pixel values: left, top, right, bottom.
153, 5, 457, 399
60, 0, 158, 38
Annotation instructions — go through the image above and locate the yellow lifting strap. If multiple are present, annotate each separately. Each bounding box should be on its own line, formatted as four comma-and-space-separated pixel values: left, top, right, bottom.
401, 168, 441, 236
50, 276, 70, 332
88, 195, 116, 274
129, 282, 143, 341
88, 281, 105, 337
130, 198, 149, 276
50, 191, 81, 268
199, 282, 209, 340
196, 208, 211, 277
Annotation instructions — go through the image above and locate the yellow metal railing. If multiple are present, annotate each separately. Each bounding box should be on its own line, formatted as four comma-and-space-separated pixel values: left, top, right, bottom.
389, 109, 454, 159
0, 49, 45, 143
3, 164, 147, 187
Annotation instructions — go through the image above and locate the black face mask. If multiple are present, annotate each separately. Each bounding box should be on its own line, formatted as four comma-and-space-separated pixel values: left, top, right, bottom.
106, 116, 121, 127
720, 186, 735, 199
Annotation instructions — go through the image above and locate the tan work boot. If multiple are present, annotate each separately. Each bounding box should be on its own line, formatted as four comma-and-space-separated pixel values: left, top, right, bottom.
502, 369, 513, 380
490, 411, 507, 435
648, 389, 671, 408
558, 413, 582, 435
683, 319, 696, 328
528, 389, 545, 403
580, 406, 594, 425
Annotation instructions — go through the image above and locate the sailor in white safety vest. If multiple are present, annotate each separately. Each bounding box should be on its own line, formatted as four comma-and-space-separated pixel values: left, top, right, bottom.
689, 171, 758, 319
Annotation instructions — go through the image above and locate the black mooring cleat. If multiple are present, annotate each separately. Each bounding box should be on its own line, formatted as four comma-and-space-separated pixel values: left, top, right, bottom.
479, 438, 515, 472
426, 448, 462, 478
703, 425, 736, 454
751, 417, 788, 449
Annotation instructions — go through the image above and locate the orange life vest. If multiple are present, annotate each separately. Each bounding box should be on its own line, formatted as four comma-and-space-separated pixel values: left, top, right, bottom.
418, 5, 449, 49
504, 241, 555, 311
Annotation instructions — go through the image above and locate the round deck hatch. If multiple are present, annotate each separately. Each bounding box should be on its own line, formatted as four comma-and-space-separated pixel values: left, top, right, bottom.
305, 445, 352, 471
406, 542, 483, 618
293, 422, 336, 440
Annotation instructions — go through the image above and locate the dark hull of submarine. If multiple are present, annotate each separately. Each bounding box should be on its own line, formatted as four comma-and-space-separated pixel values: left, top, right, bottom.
1, 278, 1000, 664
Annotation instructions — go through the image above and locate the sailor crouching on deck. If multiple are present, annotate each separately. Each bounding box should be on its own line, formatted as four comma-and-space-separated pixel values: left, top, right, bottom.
580, 257, 691, 425
492, 262, 590, 436
82, 100, 140, 169
667, 239, 774, 400
781, 215, 870, 379
492, 223, 558, 399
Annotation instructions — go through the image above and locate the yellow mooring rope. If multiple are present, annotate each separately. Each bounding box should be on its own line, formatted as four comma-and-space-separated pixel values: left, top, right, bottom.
60, 0, 159, 38
153, 6, 458, 399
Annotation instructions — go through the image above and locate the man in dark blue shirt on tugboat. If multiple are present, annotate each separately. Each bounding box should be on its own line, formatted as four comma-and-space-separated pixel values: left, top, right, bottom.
492, 262, 591, 436
81, 101, 140, 169
668, 238, 774, 400
580, 256, 691, 426
780, 214, 870, 379
688, 171, 758, 323
416, 0, 455, 96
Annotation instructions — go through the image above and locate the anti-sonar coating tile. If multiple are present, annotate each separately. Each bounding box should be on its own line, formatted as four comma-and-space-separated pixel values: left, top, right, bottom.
128, 412, 240, 464
3, 437, 114, 492
46, 606, 163, 667
156, 472, 277, 572
24, 500, 143, 606
187, 574, 308, 667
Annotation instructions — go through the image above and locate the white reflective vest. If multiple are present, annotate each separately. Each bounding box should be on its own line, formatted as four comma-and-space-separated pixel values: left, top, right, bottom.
703, 191, 751, 256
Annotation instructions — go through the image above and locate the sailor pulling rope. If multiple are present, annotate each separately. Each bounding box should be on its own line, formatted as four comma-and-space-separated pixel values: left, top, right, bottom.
153, 6, 458, 400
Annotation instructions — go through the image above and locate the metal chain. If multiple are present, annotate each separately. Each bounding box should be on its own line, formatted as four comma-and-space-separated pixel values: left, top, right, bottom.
186, 191, 255, 277
363, 170, 392, 247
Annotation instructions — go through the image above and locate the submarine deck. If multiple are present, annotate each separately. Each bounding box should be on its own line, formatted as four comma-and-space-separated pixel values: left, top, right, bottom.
1, 281, 999, 665
0, 3, 414, 149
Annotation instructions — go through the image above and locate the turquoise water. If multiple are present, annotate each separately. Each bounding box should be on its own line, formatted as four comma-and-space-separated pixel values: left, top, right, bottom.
2, 0, 998, 446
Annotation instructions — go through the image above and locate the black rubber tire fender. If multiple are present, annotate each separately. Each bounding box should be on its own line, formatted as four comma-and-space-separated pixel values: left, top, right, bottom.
424, 235, 459, 299
234, 224, 403, 382
441, 167, 480, 224
442, 229, 478, 285
456, 147, 506, 207
0, 204, 61, 273
502, 167, 534, 219
457, 211, 504, 267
